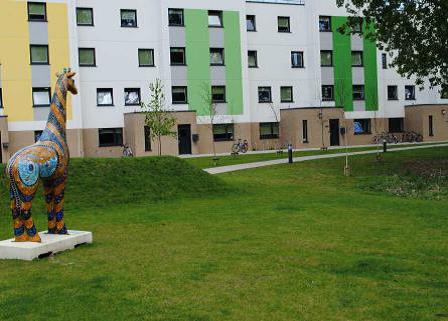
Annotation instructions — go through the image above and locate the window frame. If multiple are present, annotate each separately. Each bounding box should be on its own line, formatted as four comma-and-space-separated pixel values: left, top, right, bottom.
320, 50, 333, 67
429, 115, 434, 136
387, 85, 399, 101
258, 87, 272, 103
353, 119, 372, 135
172, 86, 188, 104
210, 48, 225, 66
32, 87, 51, 107
170, 47, 186, 66
168, 8, 184, 27
291, 51, 304, 68
76, 7, 94, 26
96, 88, 114, 107
351, 51, 364, 67
246, 15, 256, 32
259, 122, 280, 140
319, 16, 332, 32
30, 45, 49, 65
405, 85, 416, 100
208, 10, 223, 28
248, 50, 258, 68
124, 88, 141, 106
138, 49, 155, 67
78, 48, 96, 67
120, 9, 138, 28
213, 124, 234, 142
388, 118, 405, 133
302, 119, 309, 143
280, 86, 294, 103
382, 53, 388, 69
27, 2, 47, 22
34, 130, 43, 143
353, 85, 365, 101
211, 86, 226, 103
278, 16, 291, 33
98, 128, 123, 147
322, 85, 334, 101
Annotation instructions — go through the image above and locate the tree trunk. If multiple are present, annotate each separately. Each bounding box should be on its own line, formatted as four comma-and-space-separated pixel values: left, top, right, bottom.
158, 135, 162, 156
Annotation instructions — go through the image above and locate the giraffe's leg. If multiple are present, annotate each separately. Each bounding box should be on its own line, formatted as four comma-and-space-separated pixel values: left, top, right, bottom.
53, 177, 68, 235
44, 180, 56, 234
21, 201, 41, 243
11, 187, 27, 242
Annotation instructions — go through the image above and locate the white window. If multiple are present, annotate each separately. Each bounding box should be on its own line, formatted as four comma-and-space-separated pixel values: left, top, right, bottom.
97, 89, 114, 106
32, 88, 51, 107
124, 88, 141, 106
208, 11, 223, 27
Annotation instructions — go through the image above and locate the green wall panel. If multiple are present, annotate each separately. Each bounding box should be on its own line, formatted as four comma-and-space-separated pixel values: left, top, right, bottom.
185, 9, 210, 116
332, 16, 353, 111
223, 11, 244, 115
363, 22, 379, 111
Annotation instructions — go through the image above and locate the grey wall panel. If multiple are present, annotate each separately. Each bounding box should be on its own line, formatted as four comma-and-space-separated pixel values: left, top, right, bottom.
351, 35, 363, 51
171, 66, 187, 83
353, 101, 366, 111
319, 32, 333, 50
321, 67, 334, 85
209, 28, 224, 48
352, 67, 365, 84
210, 66, 226, 83
215, 103, 228, 116
29, 22, 48, 44
31, 65, 51, 87
169, 28, 186, 47
33, 107, 50, 121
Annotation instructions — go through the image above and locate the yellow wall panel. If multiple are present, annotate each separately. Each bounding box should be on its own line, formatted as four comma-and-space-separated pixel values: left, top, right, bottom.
0, 1, 33, 121
47, 2, 72, 120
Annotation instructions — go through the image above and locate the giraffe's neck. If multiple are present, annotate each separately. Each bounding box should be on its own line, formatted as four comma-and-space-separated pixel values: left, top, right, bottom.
43, 76, 67, 142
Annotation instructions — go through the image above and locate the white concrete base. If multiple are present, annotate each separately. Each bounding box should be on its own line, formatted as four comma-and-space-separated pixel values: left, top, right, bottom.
0, 230, 93, 261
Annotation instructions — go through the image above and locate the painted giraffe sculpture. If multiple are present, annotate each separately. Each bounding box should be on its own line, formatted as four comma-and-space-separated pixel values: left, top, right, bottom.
7, 69, 78, 242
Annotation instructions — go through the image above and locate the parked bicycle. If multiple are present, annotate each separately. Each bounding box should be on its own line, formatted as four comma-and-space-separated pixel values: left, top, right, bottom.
231, 139, 249, 154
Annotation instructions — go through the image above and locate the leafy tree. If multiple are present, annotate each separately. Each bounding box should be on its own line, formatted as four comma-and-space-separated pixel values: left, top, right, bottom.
336, 0, 448, 88
140, 79, 176, 156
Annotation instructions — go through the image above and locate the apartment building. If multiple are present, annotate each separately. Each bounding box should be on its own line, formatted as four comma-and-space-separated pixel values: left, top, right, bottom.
0, 0, 447, 162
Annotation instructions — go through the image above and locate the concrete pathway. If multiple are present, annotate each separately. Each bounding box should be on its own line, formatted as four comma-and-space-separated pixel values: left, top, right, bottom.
204, 143, 448, 175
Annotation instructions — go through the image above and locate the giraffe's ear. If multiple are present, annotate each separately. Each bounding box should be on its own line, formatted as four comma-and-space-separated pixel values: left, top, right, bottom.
55, 72, 62, 78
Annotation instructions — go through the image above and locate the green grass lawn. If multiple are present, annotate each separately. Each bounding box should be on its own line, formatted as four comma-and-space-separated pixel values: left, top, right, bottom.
184, 142, 447, 169
0, 148, 447, 321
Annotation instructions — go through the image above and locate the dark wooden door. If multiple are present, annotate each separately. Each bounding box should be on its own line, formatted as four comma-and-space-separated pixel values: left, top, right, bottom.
329, 119, 340, 146
178, 124, 192, 155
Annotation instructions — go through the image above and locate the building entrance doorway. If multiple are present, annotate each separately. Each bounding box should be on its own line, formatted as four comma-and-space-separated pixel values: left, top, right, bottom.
178, 124, 192, 155
329, 119, 340, 146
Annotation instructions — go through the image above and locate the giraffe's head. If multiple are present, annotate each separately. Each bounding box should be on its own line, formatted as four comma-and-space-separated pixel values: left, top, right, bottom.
57, 69, 78, 95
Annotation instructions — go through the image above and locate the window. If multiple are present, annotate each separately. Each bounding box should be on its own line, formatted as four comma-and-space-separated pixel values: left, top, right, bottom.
302, 120, 309, 143
260, 122, 279, 139
213, 124, 234, 141
210, 48, 224, 66
387, 85, 398, 100
99, 128, 123, 147
246, 15, 256, 31
441, 85, 448, 99
291, 51, 304, 68
208, 11, 223, 27
170, 47, 186, 65
278, 16, 290, 33
144, 126, 152, 151
78, 48, 96, 66
212, 86, 226, 103
353, 85, 365, 100
30, 45, 49, 65
382, 53, 387, 69
280, 86, 293, 103
32, 88, 51, 107
405, 85, 416, 100
168, 9, 184, 26
429, 115, 434, 136
28, 2, 46, 21
319, 16, 331, 32
322, 85, 334, 101
138, 49, 154, 67
76, 8, 93, 26
121, 9, 137, 27
352, 18, 363, 33
389, 118, 404, 133
320, 50, 333, 67
0, 88, 3, 108
34, 130, 43, 142
351, 51, 363, 67
353, 119, 371, 135
248, 51, 258, 68
97, 88, 114, 106
124, 88, 141, 106
258, 87, 272, 103
172, 86, 188, 104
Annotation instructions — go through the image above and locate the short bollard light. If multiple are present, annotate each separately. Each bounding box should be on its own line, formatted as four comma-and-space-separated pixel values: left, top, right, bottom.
288, 144, 293, 164
383, 139, 387, 153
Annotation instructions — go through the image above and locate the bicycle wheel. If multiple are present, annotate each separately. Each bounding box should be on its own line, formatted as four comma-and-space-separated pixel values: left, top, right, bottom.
231, 144, 239, 154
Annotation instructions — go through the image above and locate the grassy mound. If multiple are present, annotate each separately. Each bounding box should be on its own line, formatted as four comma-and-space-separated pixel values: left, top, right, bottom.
0, 156, 227, 216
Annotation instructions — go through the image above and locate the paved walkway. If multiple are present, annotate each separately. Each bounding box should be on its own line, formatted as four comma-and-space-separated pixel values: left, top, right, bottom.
204, 143, 448, 175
